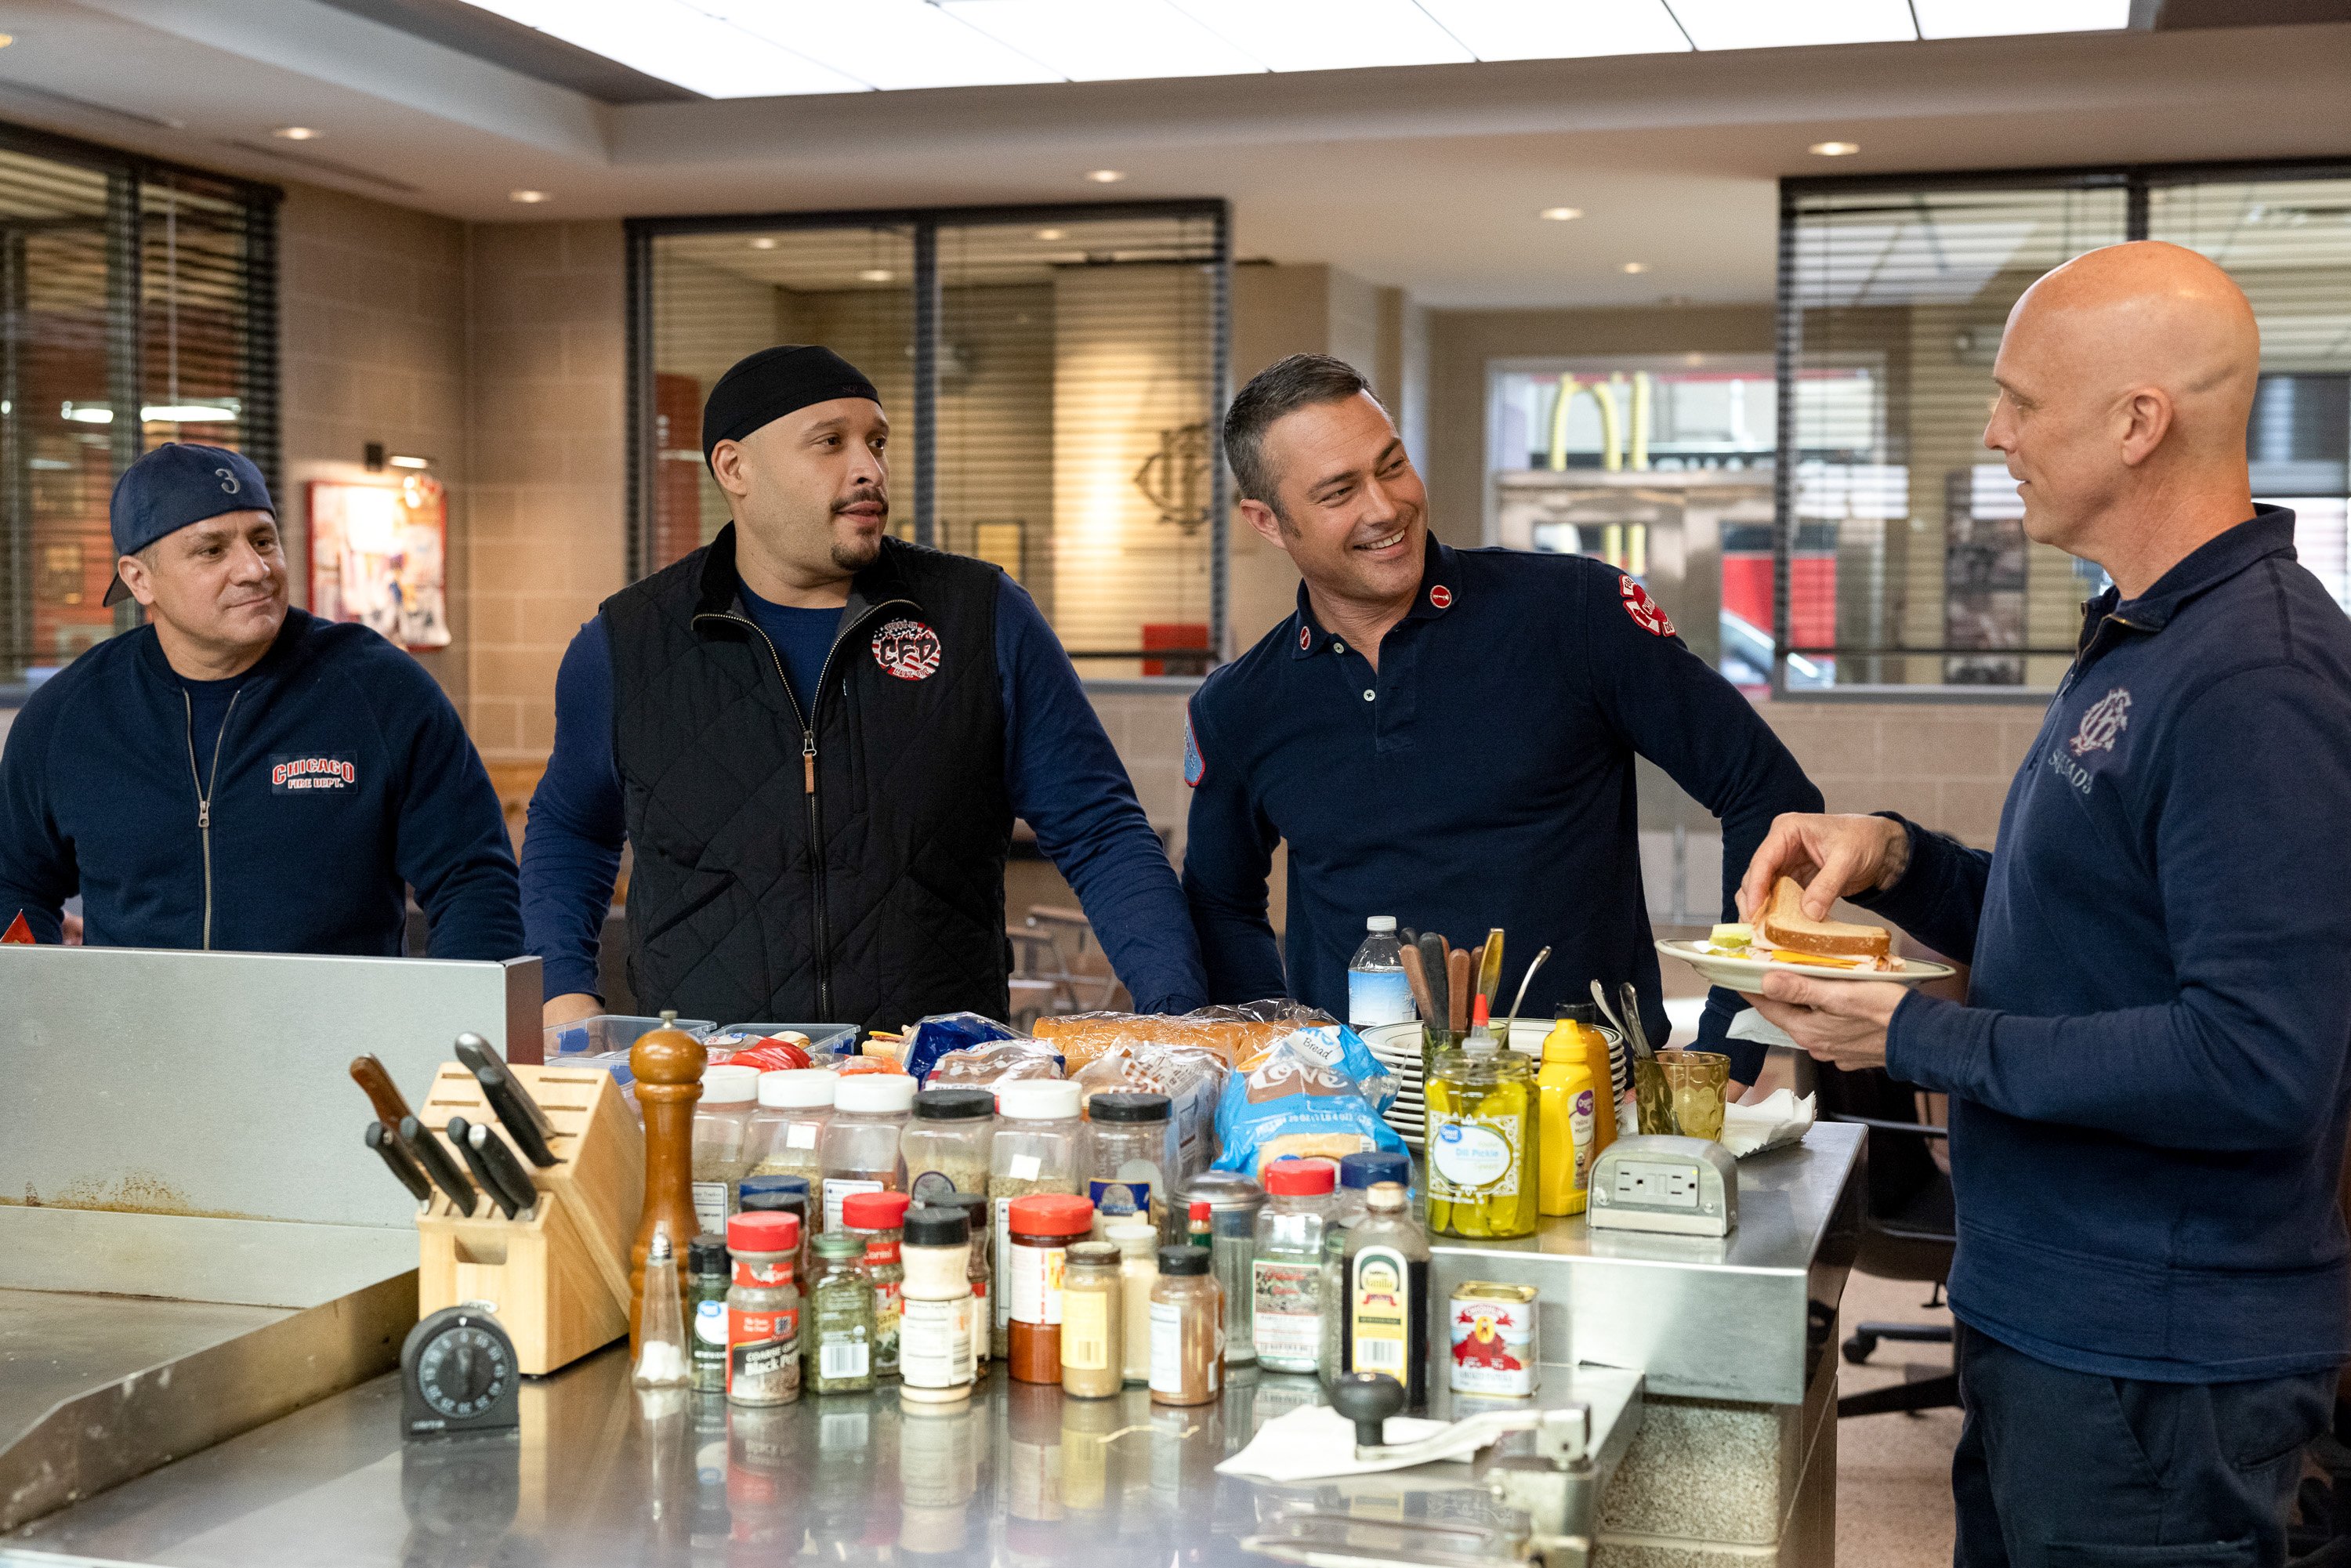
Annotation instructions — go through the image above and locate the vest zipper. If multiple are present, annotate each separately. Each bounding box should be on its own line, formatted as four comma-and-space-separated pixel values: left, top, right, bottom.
695, 596, 915, 1021
182, 687, 241, 951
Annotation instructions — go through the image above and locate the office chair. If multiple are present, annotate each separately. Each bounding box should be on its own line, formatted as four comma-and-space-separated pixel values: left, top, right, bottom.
1816, 1061, 1962, 1419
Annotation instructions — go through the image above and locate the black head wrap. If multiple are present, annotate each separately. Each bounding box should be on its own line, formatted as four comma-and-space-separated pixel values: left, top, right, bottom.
700, 345, 881, 464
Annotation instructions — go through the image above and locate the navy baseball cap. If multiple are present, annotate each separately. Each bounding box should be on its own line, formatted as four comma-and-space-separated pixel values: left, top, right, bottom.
103, 443, 276, 606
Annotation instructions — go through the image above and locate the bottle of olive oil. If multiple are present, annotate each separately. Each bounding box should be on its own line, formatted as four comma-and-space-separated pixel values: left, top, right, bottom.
1341, 1182, 1429, 1411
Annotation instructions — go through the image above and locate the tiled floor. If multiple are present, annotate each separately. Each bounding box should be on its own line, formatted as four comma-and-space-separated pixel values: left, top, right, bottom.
1835, 1271, 1962, 1565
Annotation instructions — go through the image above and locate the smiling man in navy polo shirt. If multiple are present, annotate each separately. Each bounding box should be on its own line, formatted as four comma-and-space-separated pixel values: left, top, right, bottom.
1182, 355, 1820, 1082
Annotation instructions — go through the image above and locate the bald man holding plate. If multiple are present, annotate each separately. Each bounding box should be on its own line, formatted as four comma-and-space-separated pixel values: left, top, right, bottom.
1737, 244, 2351, 1562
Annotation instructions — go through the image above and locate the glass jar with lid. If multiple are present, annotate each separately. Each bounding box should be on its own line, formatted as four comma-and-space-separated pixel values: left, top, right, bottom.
1148, 1245, 1223, 1407
747, 1068, 837, 1186
841, 1190, 912, 1380
1059, 1240, 1123, 1399
1252, 1157, 1337, 1374
922, 1191, 992, 1378
820, 1074, 915, 1231
1425, 1045, 1538, 1240
1085, 1091, 1172, 1240
1179, 1170, 1265, 1367
806, 1232, 875, 1394
900, 1088, 996, 1205
988, 1080, 1084, 1360
691, 1064, 762, 1236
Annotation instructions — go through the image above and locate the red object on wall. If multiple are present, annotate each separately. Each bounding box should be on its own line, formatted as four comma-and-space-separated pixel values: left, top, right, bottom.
652, 372, 705, 572
1142, 621, 1212, 677
1721, 555, 1837, 651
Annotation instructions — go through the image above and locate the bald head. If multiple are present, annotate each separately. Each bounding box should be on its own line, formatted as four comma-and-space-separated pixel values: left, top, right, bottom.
1984, 241, 2260, 594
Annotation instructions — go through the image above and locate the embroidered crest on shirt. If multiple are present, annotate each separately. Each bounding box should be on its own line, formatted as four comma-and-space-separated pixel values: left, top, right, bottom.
2069, 687, 2131, 758
871, 618, 941, 681
1618, 574, 1675, 638
1429, 584, 1453, 610
270, 753, 357, 791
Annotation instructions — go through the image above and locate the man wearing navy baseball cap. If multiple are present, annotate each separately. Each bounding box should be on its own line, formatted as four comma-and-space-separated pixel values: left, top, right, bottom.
0, 441, 523, 958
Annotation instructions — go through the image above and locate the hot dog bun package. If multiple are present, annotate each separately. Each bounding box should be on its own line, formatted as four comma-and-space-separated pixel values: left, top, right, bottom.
1212, 1022, 1406, 1179
1032, 1003, 1299, 1070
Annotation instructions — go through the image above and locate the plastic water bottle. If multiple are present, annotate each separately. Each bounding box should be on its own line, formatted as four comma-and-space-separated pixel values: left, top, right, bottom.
1347, 916, 1413, 1027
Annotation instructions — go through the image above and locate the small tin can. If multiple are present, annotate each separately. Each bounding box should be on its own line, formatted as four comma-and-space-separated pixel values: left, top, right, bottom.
1450, 1281, 1538, 1397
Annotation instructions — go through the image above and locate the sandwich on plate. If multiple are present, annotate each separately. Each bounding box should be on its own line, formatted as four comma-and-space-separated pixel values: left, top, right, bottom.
1704, 878, 1904, 972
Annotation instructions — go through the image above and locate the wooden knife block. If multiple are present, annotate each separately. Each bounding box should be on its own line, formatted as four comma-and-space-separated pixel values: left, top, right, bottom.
413, 1061, 644, 1376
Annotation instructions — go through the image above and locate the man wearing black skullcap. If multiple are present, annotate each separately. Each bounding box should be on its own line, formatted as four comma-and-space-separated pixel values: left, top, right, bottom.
523, 346, 1208, 1031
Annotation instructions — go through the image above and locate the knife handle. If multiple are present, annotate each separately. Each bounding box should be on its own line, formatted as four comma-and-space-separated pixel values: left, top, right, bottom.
1418, 933, 1449, 1030
1447, 949, 1472, 1036
453, 1032, 498, 1077
477, 1064, 559, 1162
449, 1117, 520, 1220
350, 1055, 415, 1130
1400, 943, 1433, 1023
365, 1121, 431, 1204
400, 1114, 479, 1216
469, 1122, 539, 1219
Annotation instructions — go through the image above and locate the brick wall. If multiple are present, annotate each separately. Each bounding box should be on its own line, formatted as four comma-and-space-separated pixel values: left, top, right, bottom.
1765, 699, 2045, 849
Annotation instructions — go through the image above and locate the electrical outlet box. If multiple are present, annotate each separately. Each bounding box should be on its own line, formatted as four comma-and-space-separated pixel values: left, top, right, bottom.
1588, 1135, 1738, 1237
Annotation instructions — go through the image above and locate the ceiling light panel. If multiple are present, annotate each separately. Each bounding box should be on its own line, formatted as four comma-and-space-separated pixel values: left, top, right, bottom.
941, 0, 1268, 78
1165, 0, 1473, 72
699, 1, 1061, 91
1415, 0, 1691, 60
1665, 0, 1916, 51
1910, 0, 2131, 37
456, 0, 864, 96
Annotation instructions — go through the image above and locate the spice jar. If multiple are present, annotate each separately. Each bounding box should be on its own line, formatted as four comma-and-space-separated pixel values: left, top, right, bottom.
806, 1232, 875, 1393
691, 1064, 761, 1236
899, 1204, 975, 1407
840, 1190, 911, 1379
1425, 1044, 1539, 1239
1104, 1219, 1157, 1385
1060, 1240, 1123, 1398
1006, 1191, 1096, 1384
1085, 1092, 1172, 1238
687, 1236, 730, 1394
1179, 1170, 1266, 1367
738, 1173, 812, 1284
1149, 1244, 1223, 1407
820, 1073, 915, 1230
923, 1191, 992, 1379
724, 1210, 802, 1406
1252, 1157, 1336, 1374
901, 1088, 996, 1204
746, 1068, 835, 1186
989, 1080, 1084, 1360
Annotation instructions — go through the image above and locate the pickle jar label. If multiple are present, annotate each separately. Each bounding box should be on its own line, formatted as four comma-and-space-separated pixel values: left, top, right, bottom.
1431, 1122, 1517, 1195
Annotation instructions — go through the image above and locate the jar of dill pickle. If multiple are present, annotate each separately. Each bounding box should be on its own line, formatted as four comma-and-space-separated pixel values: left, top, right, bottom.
1424, 1045, 1538, 1239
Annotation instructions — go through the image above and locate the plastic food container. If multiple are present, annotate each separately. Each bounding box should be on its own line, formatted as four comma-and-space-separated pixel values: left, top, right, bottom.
545, 1013, 716, 1061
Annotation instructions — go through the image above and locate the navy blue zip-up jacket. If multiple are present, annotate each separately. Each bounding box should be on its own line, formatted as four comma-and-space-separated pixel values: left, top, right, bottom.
1183, 537, 1821, 1078
1865, 508, 2351, 1382
0, 608, 523, 958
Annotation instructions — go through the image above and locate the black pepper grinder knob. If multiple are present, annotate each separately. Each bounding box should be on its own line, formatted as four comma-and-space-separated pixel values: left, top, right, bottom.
1331, 1372, 1406, 1449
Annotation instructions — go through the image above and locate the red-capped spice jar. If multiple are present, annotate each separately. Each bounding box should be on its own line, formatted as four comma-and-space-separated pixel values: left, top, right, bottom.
1005, 1192, 1096, 1383
840, 1189, 912, 1380
726, 1209, 802, 1405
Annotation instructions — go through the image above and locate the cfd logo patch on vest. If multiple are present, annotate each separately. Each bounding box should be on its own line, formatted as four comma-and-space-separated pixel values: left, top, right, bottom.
871, 618, 942, 681
271, 753, 357, 792
1618, 574, 1675, 638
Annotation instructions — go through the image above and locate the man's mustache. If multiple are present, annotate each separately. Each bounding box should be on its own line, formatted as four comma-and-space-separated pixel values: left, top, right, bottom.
833, 490, 888, 517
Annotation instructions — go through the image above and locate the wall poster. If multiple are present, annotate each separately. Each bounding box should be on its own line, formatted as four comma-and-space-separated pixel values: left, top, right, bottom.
308, 476, 451, 650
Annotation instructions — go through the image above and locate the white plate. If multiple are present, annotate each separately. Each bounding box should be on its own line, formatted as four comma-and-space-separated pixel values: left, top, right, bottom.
1655, 938, 1954, 990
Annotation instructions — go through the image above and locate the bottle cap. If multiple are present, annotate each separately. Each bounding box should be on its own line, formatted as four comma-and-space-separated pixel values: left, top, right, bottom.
994, 1079, 1081, 1121
912, 1087, 998, 1121
1339, 1151, 1411, 1190
1007, 1193, 1096, 1237
1068, 1240, 1119, 1266
1104, 1219, 1157, 1258
1189, 1199, 1212, 1225
1472, 994, 1491, 1027
903, 1206, 970, 1248
1552, 1002, 1603, 1026
726, 1210, 799, 1252
1158, 1245, 1211, 1276
757, 1068, 838, 1108
1263, 1157, 1337, 1196
922, 1192, 991, 1233
1088, 1091, 1172, 1124
687, 1237, 729, 1275
1366, 1181, 1407, 1212
701, 1064, 760, 1104
841, 1190, 912, 1230
814, 1231, 864, 1258
835, 1074, 917, 1114
1367, 915, 1396, 932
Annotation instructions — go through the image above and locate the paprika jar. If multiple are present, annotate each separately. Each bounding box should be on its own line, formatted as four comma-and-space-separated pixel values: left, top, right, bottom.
1005, 1192, 1096, 1383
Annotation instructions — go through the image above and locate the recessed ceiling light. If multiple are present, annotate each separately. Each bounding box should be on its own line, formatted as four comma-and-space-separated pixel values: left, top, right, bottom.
1035, 228, 1067, 241
271, 125, 319, 141
1809, 140, 1862, 157
509, 189, 550, 205
1084, 169, 1127, 184
388, 453, 433, 469
859, 268, 894, 282
0, 34, 16, 49
749, 237, 777, 250
1538, 206, 1585, 222
1621, 262, 1649, 274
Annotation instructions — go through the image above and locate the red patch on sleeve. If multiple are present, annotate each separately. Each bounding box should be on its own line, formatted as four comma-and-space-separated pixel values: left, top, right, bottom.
1618, 574, 1676, 638
2, 911, 33, 943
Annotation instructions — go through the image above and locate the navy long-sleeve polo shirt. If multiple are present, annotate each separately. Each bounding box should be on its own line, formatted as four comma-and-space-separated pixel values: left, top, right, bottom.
1862, 508, 2351, 1382
1181, 536, 1820, 1078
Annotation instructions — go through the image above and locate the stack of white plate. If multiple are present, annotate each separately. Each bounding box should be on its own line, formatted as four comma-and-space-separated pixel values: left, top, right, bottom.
1360, 1019, 1616, 1150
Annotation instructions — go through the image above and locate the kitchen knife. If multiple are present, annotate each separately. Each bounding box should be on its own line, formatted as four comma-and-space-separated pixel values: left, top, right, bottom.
1477, 929, 1505, 1012
1399, 941, 1433, 1023
1418, 932, 1449, 1034
1447, 947, 1472, 1036
455, 1033, 557, 1143
445, 1116, 519, 1220
400, 1114, 480, 1216
469, 1122, 540, 1219
365, 1121, 431, 1204
350, 1053, 416, 1129
473, 1064, 559, 1168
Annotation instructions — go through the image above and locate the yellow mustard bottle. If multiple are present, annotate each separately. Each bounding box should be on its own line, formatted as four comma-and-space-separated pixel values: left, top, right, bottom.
1535, 1039, 1596, 1217
1542, 1011, 1617, 1164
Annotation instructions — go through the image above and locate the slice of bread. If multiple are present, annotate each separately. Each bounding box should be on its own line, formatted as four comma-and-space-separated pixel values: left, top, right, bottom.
1756, 876, 1891, 959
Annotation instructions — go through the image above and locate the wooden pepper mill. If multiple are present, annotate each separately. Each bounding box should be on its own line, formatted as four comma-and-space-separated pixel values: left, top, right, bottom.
629, 1009, 706, 1352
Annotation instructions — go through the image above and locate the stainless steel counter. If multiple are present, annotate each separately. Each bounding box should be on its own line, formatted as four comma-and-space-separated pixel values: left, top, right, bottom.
0, 1349, 1642, 1568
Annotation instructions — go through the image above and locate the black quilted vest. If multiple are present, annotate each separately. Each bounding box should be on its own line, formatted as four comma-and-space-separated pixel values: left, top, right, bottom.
603, 526, 1012, 1032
